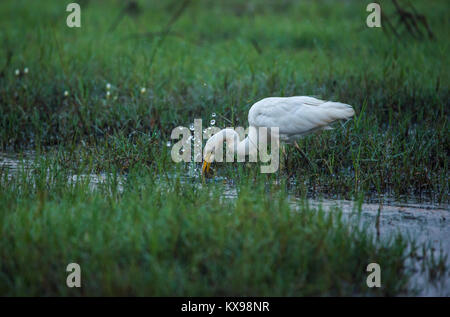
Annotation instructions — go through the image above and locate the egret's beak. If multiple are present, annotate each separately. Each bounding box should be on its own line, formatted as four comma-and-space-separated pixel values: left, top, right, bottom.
202, 154, 212, 175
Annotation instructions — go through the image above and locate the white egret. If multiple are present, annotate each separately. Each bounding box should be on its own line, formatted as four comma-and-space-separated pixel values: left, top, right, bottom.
202, 96, 355, 174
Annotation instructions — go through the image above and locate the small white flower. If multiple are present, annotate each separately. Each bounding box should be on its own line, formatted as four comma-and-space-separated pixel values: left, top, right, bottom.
23, 67, 29, 74
106, 91, 111, 98
210, 119, 216, 126
106, 83, 111, 90
14, 69, 20, 76
64, 90, 69, 97
140, 87, 146, 94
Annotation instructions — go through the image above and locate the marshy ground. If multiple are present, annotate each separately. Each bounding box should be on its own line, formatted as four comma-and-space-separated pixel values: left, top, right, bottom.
0, 0, 448, 296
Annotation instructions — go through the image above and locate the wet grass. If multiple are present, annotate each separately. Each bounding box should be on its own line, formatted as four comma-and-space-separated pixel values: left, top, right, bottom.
1, 161, 443, 296
0, 0, 449, 295
0, 0, 448, 201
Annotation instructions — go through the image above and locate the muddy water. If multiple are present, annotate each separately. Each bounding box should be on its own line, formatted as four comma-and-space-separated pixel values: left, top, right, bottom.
1, 152, 449, 296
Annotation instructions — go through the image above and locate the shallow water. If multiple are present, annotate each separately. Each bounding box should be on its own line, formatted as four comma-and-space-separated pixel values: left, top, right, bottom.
0, 151, 35, 171
219, 183, 450, 296
298, 198, 449, 296
1, 151, 449, 296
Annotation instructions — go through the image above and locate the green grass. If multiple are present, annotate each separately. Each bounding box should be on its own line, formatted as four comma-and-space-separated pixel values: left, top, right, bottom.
0, 0, 448, 201
0, 0, 449, 295
0, 162, 427, 296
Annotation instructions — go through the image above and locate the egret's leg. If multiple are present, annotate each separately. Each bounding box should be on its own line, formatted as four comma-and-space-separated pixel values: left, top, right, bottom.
294, 141, 316, 172
283, 144, 297, 179
279, 143, 286, 171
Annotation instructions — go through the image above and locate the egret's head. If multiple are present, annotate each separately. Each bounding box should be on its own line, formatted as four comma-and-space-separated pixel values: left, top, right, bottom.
202, 137, 216, 176
202, 129, 238, 176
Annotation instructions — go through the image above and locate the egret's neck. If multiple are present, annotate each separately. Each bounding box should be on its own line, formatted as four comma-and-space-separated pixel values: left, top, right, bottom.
235, 126, 258, 157
215, 127, 258, 158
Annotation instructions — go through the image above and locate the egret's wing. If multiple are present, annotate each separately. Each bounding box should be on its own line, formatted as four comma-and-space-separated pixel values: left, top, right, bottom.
248, 96, 354, 135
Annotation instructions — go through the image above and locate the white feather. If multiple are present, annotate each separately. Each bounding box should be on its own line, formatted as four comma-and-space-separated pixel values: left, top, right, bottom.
203, 96, 355, 162
248, 96, 355, 143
